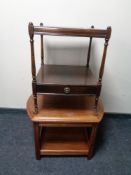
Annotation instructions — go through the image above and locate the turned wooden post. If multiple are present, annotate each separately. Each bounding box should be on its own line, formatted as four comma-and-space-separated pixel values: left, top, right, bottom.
87, 25, 94, 67
40, 23, 44, 65
28, 23, 38, 114
95, 27, 111, 108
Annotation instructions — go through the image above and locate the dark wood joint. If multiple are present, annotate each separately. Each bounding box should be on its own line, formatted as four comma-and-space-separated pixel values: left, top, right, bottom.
28, 22, 34, 39
106, 26, 112, 40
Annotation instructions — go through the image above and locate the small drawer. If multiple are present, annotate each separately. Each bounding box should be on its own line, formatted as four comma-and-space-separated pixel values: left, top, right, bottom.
36, 84, 99, 95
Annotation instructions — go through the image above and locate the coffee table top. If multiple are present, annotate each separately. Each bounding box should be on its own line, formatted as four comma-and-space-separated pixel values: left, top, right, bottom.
26, 95, 104, 124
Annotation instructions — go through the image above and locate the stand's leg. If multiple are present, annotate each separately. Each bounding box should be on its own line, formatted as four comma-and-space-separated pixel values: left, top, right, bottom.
33, 122, 41, 160
88, 125, 98, 159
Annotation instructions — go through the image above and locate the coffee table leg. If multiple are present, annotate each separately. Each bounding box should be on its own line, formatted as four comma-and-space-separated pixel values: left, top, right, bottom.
88, 125, 98, 159
33, 122, 41, 160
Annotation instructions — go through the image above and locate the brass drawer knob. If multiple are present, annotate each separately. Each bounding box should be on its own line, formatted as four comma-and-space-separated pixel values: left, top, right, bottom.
64, 87, 70, 94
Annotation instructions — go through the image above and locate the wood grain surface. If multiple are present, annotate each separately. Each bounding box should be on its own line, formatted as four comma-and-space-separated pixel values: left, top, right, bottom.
26, 95, 104, 124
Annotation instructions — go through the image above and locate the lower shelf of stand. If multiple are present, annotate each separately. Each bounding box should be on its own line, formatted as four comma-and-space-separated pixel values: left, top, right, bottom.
40, 127, 89, 155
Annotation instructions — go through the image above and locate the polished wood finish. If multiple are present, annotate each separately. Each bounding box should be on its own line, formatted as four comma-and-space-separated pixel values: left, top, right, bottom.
33, 123, 40, 159
87, 25, 94, 67
26, 95, 104, 159
99, 39, 109, 82
40, 127, 89, 155
40, 23, 44, 65
28, 22, 111, 113
27, 95, 104, 124
28, 22, 108, 159
28, 23, 38, 113
88, 125, 98, 159
37, 65, 97, 85
33, 26, 111, 38
36, 65, 100, 96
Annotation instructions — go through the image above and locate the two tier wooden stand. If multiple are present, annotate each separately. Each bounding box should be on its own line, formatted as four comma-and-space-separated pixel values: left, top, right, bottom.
27, 23, 111, 160
26, 95, 104, 160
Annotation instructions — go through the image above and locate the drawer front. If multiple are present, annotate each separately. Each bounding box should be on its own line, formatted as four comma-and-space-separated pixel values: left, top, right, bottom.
36, 84, 99, 95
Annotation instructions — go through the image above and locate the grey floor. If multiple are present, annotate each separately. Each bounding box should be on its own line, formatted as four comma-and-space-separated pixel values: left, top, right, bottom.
0, 109, 131, 175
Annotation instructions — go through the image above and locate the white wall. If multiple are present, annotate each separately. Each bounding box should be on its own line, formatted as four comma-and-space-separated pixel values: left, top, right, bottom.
0, 0, 131, 113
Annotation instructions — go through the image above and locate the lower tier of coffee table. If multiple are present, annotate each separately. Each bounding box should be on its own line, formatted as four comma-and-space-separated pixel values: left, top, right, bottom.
33, 122, 98, 159
40, 127, 89, 156
27, 95, 104, 160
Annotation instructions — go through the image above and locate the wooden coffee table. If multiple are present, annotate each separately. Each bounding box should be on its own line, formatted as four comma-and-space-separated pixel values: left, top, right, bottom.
26, 95, 104, 160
